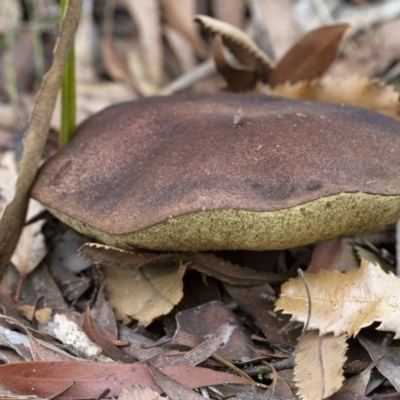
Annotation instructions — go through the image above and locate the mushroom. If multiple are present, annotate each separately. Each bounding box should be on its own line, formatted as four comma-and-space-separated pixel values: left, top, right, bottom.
31, 93, 400, 251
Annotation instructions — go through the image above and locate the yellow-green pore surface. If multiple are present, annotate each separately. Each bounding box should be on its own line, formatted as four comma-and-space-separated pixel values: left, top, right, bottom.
32, 93, 400, 251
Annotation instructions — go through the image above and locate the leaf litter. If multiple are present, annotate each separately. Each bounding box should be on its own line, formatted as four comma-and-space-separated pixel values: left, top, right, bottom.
0, 1, 400, 399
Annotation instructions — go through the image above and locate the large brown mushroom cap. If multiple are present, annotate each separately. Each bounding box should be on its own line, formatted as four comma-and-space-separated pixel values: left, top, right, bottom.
32, 93, 400, 251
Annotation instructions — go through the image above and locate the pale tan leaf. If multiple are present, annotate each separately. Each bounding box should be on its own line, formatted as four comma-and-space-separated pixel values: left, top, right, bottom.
11, 219, 46, 276
103, 260, 186, 325
124, 0, 162, 87
11, 199, 46, 276
270, 24, 348, 87
161, 0, 205, 56
163, 26, 197, 72
74, 0, 96, 83
212, 0, 245, 28
270, 76, 400, 122
294, 331, 347, 400
275, 260, 400, 338
118, 386, 167, 400
249, 0, 299, 59
0, 150, 18, 218
100, 35, 137, 91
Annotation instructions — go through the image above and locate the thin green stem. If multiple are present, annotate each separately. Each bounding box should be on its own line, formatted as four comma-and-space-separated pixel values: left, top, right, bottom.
59, 0, 76, 147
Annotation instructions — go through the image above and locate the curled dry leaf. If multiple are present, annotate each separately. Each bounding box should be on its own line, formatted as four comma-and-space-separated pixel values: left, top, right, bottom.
270, 76, 400, 121
195, 14, 272, 80
275, 260, 400, 338
294, 331, 347, 400
269, 24, 349, 87
213, 34, 258, 91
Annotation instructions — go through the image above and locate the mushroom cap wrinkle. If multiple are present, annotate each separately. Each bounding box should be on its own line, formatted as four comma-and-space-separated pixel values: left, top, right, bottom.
32, 93, 400, 251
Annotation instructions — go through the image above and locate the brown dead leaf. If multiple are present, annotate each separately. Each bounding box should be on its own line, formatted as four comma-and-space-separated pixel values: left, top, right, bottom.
82, 306, 136, 363
224, 282, 299, 348
270, 24, 349, 87
79, 244, 286, 285
294, 331, 347, 400
171, 301, 255, 361
270, 76, 400, 122
188, 252, 288, 285
358, 336, 400, 391
307, 239, 358, 274
172, 323, 231, 366
124, 0, 162, 90
148, 362, 206, 400
0, 361, 251, 398
0, 0, 82, 277
213, 34, 258, 91
276, 260, 400, 338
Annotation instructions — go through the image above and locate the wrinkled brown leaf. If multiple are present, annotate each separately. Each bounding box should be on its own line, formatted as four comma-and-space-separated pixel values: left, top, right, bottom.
294, 331, 347, 400
276, 260, 400, 338
270, 24, 348, 87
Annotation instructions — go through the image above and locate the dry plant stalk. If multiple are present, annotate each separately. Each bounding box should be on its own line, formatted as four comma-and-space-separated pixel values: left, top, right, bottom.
0, 1, 82, 277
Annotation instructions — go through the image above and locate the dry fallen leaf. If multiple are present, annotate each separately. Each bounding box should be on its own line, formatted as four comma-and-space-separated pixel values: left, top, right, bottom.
270, 76, 400, 122
0, 361, 251, 398
294, 331, 347, 400
118, 386, 167, 400
269, 24, 348, 87
275, 260, 400, 338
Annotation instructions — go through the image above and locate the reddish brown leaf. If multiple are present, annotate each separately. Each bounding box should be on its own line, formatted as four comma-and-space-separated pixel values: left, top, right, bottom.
148, 363, 205, 400
82, 306, 136, 363
0, 361, 251, 399
270, 24, 349, 87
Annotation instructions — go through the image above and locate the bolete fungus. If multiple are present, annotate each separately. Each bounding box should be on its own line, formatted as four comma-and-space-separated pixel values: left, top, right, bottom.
32, 93, 400, 251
